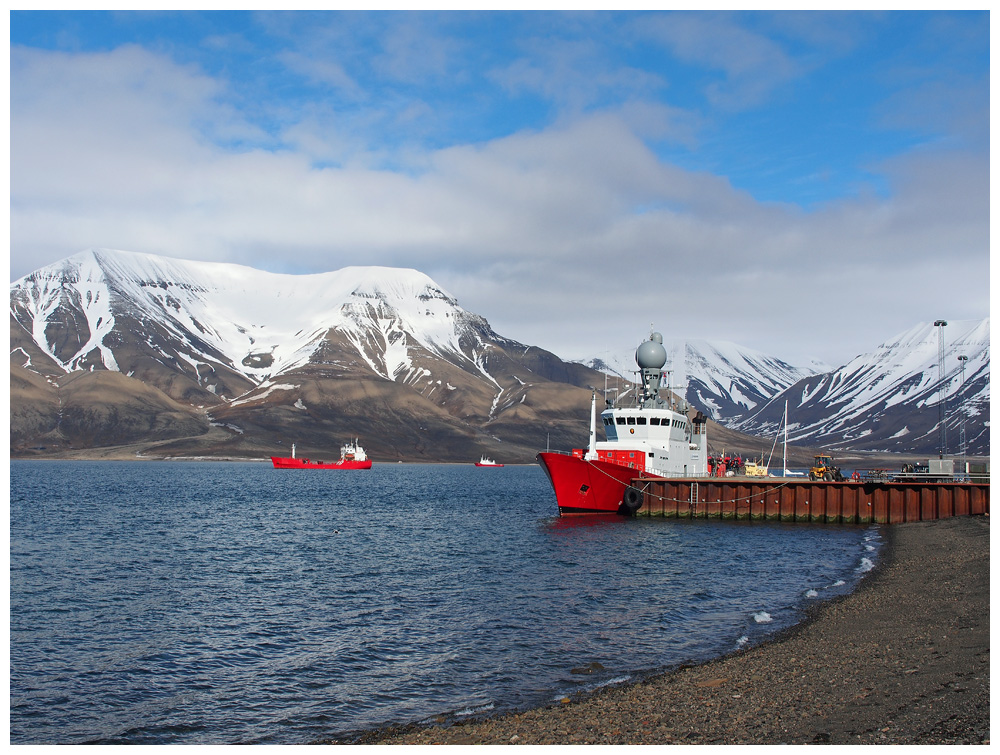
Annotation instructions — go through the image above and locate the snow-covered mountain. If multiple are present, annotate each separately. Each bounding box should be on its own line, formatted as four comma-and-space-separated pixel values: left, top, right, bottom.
579, 321, 989, 457
10, 248, 990, 459
10, 248, 603, 460
580, 339, 829, 424
11, 248, 496, 386
732, 320, 990, 456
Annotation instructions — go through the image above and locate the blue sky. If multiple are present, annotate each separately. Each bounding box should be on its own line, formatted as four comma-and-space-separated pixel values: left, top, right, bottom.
9, 10, 990, 366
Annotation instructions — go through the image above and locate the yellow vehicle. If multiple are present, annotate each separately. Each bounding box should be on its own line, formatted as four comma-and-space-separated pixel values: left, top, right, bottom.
809, 454, 844, 481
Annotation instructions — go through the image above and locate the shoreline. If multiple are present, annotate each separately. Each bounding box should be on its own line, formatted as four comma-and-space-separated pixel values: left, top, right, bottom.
349, 515, 989, 745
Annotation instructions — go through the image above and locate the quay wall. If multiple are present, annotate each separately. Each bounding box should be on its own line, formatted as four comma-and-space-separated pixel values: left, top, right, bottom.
635, 478, 990, 524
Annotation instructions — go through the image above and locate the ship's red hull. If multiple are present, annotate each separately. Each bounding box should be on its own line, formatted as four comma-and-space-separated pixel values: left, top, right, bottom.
536, 451, 648, 515
270, 457, 372, 470
474, 463, 504, 467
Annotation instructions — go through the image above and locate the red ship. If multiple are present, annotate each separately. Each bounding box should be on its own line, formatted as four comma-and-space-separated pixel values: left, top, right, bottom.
537, 332, 708, 515
271, 440, 372, 470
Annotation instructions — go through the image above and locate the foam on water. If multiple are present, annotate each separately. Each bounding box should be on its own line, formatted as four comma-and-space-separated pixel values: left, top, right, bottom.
455, 703, 494, 718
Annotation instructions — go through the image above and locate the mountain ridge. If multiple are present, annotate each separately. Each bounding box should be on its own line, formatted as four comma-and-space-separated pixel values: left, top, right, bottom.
731, 319, 990, 455
10, 248, 989, 461
578, 321, 989, 457
11, 248, 619, 461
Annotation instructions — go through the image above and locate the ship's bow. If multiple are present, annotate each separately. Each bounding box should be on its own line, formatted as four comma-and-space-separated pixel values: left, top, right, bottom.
537, 452, 638, 515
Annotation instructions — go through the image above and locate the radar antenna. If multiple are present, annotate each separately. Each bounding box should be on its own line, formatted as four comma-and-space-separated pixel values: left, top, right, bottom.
635, 332, 667, 409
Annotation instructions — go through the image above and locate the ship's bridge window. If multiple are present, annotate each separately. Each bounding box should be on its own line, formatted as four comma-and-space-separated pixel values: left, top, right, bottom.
626, 417, 636, 425
616, 417, 625, 425
650, 418, 660, 425
637, 417, 646, 425
602, 416, 612, 426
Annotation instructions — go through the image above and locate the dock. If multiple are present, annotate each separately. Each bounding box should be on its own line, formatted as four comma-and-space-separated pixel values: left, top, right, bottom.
632, 477, 990, 524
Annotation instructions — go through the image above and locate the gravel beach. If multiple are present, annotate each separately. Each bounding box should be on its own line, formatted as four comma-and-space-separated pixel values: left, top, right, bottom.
354, 515, 989, 745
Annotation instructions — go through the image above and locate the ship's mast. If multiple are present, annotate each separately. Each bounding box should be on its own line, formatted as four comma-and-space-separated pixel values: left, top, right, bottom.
585, 388, 598, 460
635, 332, 668, 409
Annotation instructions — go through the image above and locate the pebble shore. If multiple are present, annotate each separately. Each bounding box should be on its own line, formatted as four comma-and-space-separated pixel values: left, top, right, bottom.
353, 515, 989, 746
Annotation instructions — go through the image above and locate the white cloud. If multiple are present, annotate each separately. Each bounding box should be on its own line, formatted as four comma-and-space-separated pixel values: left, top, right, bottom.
278, 51, 360, 94
490, 36, 668, 114
639, 12, 802, 110
9, 38, 989, 369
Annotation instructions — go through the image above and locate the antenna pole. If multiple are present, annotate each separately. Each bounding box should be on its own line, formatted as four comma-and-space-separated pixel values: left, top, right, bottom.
782, 400, 788, 476
934, 320, 948, 457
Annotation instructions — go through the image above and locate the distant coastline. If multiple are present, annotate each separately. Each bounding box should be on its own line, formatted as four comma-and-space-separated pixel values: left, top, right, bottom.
12, 445, 971, 469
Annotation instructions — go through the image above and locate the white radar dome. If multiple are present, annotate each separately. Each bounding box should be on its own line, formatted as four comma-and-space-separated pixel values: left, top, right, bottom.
636, 333, 667, 369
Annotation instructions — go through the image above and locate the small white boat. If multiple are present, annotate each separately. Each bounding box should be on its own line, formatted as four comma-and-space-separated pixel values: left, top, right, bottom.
475, 456, 504, 467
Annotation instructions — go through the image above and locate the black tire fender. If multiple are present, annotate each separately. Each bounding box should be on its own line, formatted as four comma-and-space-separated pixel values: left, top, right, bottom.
622, 485, 643, 512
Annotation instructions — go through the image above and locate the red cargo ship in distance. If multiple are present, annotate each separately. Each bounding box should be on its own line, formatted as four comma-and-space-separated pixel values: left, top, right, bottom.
271, 440, 372, 470
537, 331, 708, 516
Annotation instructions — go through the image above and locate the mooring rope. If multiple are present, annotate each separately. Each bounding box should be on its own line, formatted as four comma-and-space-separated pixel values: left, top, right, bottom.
583, 458, 798, 505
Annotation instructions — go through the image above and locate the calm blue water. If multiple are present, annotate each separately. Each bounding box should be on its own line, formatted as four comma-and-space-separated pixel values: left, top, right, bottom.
10, 461, 881, 744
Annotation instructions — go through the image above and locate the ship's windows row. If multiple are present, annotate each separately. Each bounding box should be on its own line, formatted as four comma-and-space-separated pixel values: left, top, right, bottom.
609, 416, 654, 425
628, 417, 684, 429
604, 415, 690, 428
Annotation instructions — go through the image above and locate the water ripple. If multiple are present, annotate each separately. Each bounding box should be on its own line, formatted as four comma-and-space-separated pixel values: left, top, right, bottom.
11, 461, 878, 744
